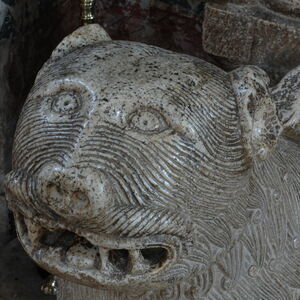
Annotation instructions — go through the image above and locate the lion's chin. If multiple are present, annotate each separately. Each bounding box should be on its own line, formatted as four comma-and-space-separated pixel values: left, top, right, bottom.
14, 211, 189, 290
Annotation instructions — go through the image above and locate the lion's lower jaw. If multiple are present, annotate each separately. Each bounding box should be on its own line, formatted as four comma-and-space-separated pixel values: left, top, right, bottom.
14, 212, 207, 292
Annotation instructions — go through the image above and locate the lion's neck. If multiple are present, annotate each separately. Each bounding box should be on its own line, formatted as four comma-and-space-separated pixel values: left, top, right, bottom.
204, 137, 300, 299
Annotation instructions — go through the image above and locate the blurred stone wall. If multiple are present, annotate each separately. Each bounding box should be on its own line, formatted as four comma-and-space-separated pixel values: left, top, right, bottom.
94, 0, 208, 59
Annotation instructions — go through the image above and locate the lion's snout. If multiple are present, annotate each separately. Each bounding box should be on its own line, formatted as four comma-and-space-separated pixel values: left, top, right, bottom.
36, 163, 114, 220
5, 164, 192, 286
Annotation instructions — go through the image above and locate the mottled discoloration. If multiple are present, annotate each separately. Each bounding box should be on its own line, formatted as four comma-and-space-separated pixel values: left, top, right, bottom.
5, 25, 300, 299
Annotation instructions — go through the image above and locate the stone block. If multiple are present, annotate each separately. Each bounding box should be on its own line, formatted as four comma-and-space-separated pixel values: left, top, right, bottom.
203, 3, 300, 81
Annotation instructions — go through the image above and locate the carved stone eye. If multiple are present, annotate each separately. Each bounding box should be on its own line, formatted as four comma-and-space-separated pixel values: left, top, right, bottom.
50, 91, 82, 115
129, 109, 168, 133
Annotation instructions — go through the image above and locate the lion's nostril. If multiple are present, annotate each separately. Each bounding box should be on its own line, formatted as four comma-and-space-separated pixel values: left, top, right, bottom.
72, 191, 90, 209
140, 247, 168, 267
46, 183, 64, 200
108, 249, 129, 273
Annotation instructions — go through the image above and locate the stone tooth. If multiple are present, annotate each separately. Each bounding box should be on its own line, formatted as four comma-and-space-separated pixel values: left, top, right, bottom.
98, 247, 111, 272
129, 249, 150, 274
47, 246, 64, 261
65, 243, 97, 269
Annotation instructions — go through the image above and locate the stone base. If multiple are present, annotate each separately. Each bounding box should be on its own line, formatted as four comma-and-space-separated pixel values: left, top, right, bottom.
57, 279, 125, 300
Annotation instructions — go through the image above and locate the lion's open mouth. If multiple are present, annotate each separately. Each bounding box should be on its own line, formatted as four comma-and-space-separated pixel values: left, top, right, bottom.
5, 167, 190, 289
14, 212, 181, 289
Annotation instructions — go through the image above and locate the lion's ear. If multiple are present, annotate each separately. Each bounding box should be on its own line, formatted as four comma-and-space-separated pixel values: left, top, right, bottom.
230, 66, 283, 160
51, 24, 111, 60
271, 66, 300, 140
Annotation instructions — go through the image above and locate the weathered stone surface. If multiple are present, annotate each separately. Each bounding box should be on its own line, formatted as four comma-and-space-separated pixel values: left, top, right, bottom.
4, 24, 300, 299
203, 2, 300, 82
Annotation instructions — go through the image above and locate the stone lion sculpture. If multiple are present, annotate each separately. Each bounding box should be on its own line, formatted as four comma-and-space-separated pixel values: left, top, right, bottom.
4, 24, 300, 299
